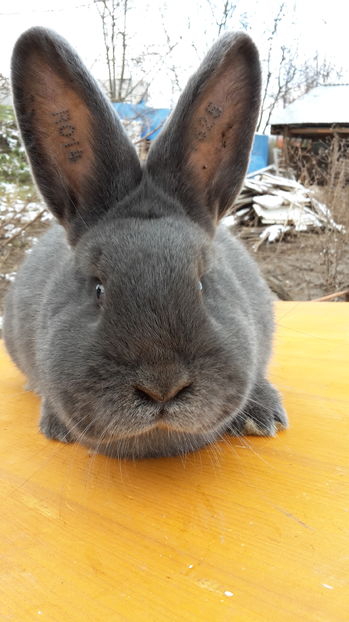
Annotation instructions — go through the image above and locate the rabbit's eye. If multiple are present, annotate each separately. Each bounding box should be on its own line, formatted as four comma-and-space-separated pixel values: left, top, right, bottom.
198, 280, 203, 292
95, 282, 105, 302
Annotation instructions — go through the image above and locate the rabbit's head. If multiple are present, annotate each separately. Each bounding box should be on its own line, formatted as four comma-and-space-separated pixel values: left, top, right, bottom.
11, 28, 262, 458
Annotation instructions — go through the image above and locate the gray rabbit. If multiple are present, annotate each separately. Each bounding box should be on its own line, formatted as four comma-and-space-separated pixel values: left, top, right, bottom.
3, 28, 287, 459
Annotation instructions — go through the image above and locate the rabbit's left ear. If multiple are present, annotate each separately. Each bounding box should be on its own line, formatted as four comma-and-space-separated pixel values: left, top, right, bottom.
146, 33, 261, 232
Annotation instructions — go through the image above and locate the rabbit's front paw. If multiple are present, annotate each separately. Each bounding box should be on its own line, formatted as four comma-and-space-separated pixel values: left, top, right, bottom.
228, 379, 288, 437
39, 399, 74, 443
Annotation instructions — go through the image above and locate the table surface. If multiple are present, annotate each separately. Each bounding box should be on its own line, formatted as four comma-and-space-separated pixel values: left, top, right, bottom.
1, 302, 348, 622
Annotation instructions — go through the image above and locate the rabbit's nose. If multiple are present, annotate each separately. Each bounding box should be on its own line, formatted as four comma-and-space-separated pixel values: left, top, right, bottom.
135, 381, 191, 403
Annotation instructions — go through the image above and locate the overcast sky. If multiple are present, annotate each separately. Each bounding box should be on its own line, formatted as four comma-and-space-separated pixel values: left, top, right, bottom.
0, 0, 348, 106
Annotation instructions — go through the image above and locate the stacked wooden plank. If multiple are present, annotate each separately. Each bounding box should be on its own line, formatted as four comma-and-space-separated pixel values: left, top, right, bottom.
223, 166, 343, 244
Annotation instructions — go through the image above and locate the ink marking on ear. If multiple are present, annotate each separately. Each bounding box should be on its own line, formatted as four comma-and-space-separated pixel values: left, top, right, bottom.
52, 109, 71, 124
221, 125, 234, 149
195, 102, 223, 143
64, 140, 80, 148
196, 116, 214, 141
206, 102, 223, 118
58, 124, 75, 138
52, 109, 83, 163
68, 150, 83, 162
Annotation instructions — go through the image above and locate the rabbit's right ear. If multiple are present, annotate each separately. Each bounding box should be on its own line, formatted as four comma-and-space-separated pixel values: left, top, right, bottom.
11, 28, 142, 244
147, 33, 261, 233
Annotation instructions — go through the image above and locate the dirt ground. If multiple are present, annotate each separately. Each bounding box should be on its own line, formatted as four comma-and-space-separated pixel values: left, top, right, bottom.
1, 192, 349, 331
240, 225, 349, 301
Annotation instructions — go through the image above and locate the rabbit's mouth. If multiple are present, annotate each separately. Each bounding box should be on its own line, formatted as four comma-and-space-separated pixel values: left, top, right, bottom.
63, 379, 244, 454
80, 410, 230, 447
65, 387, 243, 452
82, 424, 222, 459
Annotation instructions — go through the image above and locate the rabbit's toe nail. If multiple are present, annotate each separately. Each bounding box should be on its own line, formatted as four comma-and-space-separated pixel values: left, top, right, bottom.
242, 417, 275, 436
274, 406, 289, 430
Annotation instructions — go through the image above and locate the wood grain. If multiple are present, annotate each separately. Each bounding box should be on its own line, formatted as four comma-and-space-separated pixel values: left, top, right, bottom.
1, 302, 348, 621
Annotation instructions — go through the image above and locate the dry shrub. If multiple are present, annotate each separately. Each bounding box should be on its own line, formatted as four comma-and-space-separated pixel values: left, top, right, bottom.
314, 137, 349, 293
285, 134, 349, 295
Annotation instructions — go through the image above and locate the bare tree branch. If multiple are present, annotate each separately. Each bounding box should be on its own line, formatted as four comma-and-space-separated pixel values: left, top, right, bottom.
257, 1, 286, 132
0, 73, 10, 103
118, 0, 128, 100
206, 0, 238, 35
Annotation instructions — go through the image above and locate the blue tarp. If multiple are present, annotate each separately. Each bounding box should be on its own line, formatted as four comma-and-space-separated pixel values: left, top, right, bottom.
113, 102, 171, 141
247, 134, 269, 173
113, 103, 269, 172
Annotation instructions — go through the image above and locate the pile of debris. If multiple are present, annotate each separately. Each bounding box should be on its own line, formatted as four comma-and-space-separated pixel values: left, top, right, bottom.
224, 166, 344, 248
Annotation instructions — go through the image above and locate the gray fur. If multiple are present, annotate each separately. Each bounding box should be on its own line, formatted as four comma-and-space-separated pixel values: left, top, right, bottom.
4, 28, 287, 459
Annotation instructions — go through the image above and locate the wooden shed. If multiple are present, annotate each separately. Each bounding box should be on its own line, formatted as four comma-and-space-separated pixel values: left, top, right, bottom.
270, 84, 349, 182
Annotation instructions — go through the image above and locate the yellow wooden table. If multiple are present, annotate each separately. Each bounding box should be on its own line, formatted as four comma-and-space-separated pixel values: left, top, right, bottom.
1, 302, 348, 622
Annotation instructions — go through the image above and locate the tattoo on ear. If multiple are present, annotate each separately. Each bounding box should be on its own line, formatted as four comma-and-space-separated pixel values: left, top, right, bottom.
52, 109, 83, 162
206, 102, 223, 119
194, 101, 223, 142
